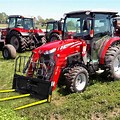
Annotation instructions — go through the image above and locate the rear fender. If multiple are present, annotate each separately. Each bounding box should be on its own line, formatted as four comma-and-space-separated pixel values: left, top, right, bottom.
9, 28, 29, 36
99, 37, 120, 64
34, 29, 45, 36
51, 30, 62, 35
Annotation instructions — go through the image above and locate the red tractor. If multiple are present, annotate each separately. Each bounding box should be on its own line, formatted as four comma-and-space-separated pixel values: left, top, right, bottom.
45, 20, 63, 42
1, 11, 120, 109
0, 15, 46, 58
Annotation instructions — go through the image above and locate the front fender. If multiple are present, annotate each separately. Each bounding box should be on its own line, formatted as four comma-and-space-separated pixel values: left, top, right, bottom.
99, 37, 120, 64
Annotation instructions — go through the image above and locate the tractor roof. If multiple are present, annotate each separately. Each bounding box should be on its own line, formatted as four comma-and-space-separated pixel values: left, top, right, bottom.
47, 20, 58, 23
65, 10, 118, 16
8, 15, 34, 19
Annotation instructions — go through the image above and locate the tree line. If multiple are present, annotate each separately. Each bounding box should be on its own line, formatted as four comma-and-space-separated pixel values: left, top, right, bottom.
0, 12, 54, 25
0, 12, 8, 24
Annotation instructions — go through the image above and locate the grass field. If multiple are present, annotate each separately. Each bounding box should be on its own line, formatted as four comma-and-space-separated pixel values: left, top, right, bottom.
0, 50, 120, 120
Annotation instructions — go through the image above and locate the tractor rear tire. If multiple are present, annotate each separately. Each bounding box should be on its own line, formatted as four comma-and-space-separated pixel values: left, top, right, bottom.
65, 66, 89, 93
49, 33, 61, 42
104, 46, 120, 80
2, 44, 16, 59
8, 31, 26, 52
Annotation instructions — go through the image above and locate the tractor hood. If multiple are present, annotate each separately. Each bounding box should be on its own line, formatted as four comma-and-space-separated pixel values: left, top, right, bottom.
33, 39, 83, 55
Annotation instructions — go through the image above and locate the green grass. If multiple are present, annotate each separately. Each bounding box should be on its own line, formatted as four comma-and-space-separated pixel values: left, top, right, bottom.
0, 51, 120, 120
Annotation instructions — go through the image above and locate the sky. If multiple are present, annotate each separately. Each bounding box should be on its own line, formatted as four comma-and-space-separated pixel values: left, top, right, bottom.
1, 0, 120, 20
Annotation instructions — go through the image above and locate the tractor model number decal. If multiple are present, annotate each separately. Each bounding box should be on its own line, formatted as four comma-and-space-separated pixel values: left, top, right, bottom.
60, 42, 78, 50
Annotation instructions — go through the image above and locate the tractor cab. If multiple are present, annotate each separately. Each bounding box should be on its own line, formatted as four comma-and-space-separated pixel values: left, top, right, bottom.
63, 11, 118, 39
8, 15, 34, 30
63, 11, 118, 64
45, 20, 63, 42
1, 15, 35, 40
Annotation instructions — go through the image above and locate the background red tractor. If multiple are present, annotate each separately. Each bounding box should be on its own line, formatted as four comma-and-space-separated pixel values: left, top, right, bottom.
1, 11, 120, 109
44, 20, 63, 42
0, 15, 46, 59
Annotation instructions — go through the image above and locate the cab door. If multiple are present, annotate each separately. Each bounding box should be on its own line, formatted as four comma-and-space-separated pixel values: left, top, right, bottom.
91, 14, 111, 63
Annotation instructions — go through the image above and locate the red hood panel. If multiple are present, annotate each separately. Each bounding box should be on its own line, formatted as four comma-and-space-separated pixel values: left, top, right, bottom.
33, 39, 82, 53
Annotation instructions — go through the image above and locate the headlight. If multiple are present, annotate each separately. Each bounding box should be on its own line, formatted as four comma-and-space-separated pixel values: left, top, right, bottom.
44, 48, 56, 55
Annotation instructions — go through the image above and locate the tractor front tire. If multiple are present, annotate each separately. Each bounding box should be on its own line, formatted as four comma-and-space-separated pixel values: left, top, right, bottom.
65, 66, 89, 93
8, 31, 26, 52
2, 44, 16, 59
49, 33, 61, 42
104, 46, 120, 80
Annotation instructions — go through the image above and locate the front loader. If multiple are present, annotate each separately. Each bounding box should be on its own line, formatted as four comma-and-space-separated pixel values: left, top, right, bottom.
1, 10, 120, 110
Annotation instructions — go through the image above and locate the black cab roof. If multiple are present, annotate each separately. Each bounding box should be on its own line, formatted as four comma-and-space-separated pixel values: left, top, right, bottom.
8, 15, 33, 19
65, 10, 118, 16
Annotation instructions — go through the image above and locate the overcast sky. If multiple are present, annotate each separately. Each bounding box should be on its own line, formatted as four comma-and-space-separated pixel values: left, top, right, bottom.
1, 0, 120, 20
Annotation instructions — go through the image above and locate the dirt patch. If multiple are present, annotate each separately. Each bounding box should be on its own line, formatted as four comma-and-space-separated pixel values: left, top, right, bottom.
50, 113, 63, 120
52, 94, 66, 106
91, 108, 120, 120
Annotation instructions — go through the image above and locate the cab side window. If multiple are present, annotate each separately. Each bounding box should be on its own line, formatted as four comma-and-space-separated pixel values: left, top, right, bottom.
47, 23, 53, 32
94, 14, 111, 37
9, 18, 16, 28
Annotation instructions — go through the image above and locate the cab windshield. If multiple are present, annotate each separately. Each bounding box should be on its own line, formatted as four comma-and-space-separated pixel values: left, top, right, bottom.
63, 14, 92, 39
23, 18, 34, 30
9, 17, 34, 30
63, 13, 111, 39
